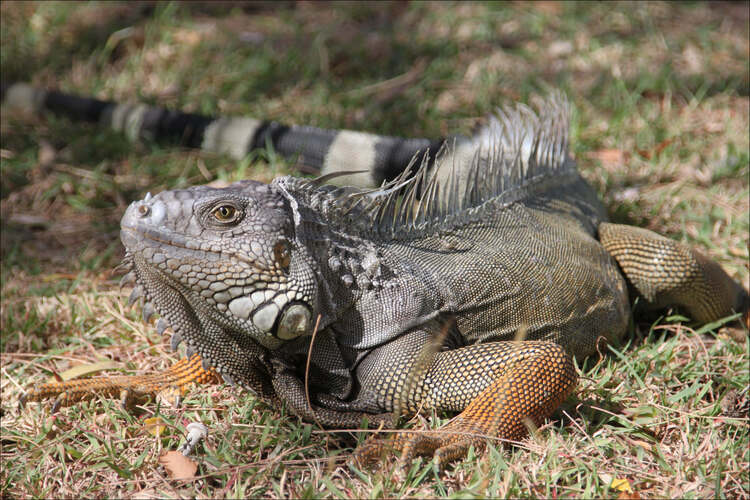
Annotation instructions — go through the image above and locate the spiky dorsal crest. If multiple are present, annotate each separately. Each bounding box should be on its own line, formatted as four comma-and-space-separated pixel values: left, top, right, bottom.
274, 93, 575, 240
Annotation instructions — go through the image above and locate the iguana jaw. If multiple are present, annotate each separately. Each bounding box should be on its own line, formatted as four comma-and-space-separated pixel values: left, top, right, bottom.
118, 183, 321, 389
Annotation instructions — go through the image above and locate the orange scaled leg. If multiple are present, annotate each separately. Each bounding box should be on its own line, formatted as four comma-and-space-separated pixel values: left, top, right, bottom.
352, 341, 577, 470
21, 353, 220, 411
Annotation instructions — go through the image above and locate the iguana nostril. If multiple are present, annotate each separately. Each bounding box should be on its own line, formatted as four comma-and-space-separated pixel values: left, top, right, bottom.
138, 204, 150, 217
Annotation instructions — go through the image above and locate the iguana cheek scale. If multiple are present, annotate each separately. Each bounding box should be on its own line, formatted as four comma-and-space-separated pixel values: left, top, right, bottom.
17, 90, 749, 469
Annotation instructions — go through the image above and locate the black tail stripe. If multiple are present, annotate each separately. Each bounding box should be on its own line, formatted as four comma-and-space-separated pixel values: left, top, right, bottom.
249, 121, 291, 156
272, 125, 338, 168
374, 137, 446, 183
42, 89, 216, 148
139, 107, 214, 148
43, 90, 113, 122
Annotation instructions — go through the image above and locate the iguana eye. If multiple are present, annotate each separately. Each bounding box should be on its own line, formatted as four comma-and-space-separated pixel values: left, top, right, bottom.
213, 204, 238, 222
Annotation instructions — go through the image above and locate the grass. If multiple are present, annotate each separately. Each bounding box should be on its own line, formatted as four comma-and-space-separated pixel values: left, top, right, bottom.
1, 1, 748, 497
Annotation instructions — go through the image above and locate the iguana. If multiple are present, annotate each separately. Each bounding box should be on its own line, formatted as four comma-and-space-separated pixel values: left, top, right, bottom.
10, 84, 749, 469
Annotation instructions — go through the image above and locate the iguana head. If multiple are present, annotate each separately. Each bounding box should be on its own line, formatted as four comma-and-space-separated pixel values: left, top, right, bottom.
120, 180, 319, 377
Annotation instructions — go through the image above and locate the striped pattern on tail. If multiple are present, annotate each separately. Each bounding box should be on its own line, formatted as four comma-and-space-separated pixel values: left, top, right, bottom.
1, 82, 445, 187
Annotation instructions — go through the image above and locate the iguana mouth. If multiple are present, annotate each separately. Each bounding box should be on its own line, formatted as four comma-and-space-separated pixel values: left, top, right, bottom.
121, 225, 268, 271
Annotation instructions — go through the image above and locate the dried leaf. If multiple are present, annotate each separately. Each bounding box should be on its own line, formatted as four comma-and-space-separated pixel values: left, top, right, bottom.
143, 417, 168, 437
637, 138, 675, 160
51, 360, 119, 383
587, 149, 628, 166
611, 477, 633, 493
159, 451, 197, 480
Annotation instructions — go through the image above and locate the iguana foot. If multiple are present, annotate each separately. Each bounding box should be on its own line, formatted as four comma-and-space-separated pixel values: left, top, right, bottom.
351, 341, 577, 470
351, 423, 486, 471
20, 353, 220, 411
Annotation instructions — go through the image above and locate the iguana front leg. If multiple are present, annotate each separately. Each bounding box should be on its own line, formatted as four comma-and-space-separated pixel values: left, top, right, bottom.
352, 333, 577, 469
20, 353, 221, 410
599, 223, 749, 327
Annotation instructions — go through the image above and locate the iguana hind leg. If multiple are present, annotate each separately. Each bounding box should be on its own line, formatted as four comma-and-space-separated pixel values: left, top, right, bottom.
20, 353, 220, 411
353, 340, 577, 469
599, 222, 749, 327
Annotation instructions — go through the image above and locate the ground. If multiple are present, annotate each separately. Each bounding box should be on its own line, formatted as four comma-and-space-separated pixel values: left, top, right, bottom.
0, 2, 748, 498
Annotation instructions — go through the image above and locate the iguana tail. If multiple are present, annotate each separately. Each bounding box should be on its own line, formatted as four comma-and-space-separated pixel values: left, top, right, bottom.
1, 82, 445, 187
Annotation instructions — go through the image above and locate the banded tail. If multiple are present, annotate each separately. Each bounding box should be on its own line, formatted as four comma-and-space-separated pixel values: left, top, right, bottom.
1, 82, 445, 187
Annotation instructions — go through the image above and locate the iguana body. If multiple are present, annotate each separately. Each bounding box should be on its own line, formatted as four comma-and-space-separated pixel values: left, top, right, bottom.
16, 89, 748, 468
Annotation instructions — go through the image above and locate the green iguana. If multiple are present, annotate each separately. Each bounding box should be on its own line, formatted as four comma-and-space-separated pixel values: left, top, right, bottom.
10, 84, 748, 469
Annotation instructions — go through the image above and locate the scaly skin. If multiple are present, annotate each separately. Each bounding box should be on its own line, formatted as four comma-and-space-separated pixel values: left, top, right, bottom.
352, 341, 578, 468
20, 98, 748, 470
599, 222, 749, 325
